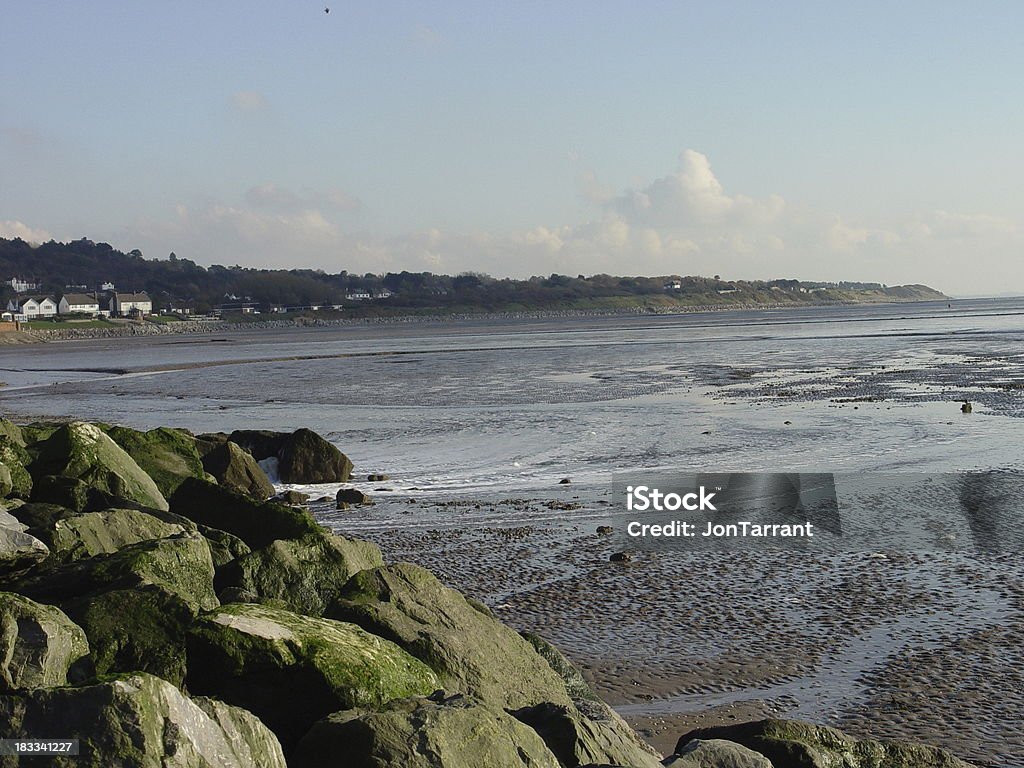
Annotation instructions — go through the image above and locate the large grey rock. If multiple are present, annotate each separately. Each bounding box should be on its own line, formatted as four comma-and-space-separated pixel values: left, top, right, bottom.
292, 693, 562, 768
186, 602, 439, 749
277, 428, 353, 483
169, 478, 320, 549
200, 441, 275, 500
0, 672, 287, 768
675, 719, 979, 768
0, 592, 89, 690
29, 422, 168, 511
217, 532, 383, 616
328, 562, 572, 710
226, 428, 353, 484
514, 702, 664, 768
665, 738, 773, 768
0, 510, 48, 578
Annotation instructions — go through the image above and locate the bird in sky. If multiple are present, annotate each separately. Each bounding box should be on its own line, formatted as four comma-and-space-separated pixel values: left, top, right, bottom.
324, 7, 330, 13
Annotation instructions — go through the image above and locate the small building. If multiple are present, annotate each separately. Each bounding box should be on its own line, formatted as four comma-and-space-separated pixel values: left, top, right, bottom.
99, 281, 116, 292
6, 277, 39, 293
59, 293, 102, 316
373, 289, 393, 299
6, 296, 57, 318
109, 292, 152, 318
663, 280, 682, 290
345, 291, 371, 301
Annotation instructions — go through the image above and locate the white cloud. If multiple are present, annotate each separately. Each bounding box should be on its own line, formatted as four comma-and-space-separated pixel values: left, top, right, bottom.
0, 220, 52, 243
231, 90, 269, 113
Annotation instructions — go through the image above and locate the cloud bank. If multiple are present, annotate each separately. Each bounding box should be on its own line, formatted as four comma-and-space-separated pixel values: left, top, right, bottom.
20, 151, 1020, 295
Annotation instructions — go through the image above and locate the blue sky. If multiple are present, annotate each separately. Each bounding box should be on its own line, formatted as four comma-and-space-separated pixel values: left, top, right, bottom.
2, 2, 1022, 293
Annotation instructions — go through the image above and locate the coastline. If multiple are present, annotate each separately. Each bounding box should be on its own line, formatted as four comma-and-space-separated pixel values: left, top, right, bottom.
15, 296, 946, 343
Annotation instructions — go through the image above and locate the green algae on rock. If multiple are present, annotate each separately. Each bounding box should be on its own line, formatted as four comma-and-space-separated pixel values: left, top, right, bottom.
105, 426, 208, 497
186, 602, 439, 749
0, 591, 89, 690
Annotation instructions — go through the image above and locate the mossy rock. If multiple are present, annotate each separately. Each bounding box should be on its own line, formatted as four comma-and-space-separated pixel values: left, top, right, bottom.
186, 602, 439, 750
29, 422, 168, 511
0, 511, 48, 579
293, 693, 562, 768
674, 719, 979, 768
0, 591, 89, 690
29, 475, 92, 512
169, 477, 320, 549
522, 630, 600, 703
200, 441, 275, 499
10, 531, 218, 613
328, 563, 572, 710
0, 437, 32, 499
0, 419, 25, 448
217, 532, 383, 616
513, 701, 664, 768
106, 425, 207, 497
0, 465, 10, 498
6, 502, 72, 534
199, 525, 252, 569
33, 508, 186, 564
0, 672, 287, 768
665, 739, 773, 768
61, 584, 197, 688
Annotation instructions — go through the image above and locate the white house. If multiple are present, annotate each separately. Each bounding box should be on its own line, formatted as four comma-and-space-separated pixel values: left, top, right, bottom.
345, 291, 371, 301
6, 277, 39, 293
59, 293, 101, 316
109, 292, 152, 317
6, 296, 58, 319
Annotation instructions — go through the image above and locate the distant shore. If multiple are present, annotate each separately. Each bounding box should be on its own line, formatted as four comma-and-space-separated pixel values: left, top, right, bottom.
11, 296, 950, 343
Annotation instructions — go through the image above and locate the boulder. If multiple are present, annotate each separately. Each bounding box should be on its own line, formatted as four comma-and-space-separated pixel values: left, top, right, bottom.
218, 532, 383, 616
199, 525, 252, 569
169, 478, 321, 549
34, 508, 186, 563
29, 475, 91, 512
186, 602, 439, 749
0, 592, 89, 690
0, 419, 24, 448
518, 631, 664, 766
514, 702, 664, 768
0, 437, 32, 498
674, 719, 979, 768
274, 489, 310, 505
106, 426, 208, 497
225, 429, 286, 460
292, 693, 562, 768
0, 465, 10, 498
277, 428, 352, 483
0, 510, 48, 578
336, 488, 373, 506
0, 672, 287, 768
61, 584, 198, 687
328, 563, 572, 710
10, 531, 218, 613
29, 422, 168, 511
200, 441, 275, 500
665, 739, 773, 768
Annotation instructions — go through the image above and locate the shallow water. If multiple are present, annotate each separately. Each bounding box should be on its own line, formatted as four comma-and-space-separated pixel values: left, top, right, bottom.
3, 298, 1024, 765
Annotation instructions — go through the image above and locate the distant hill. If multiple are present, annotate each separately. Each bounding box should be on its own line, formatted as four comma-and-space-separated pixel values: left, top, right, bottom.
0, 236, 946, 316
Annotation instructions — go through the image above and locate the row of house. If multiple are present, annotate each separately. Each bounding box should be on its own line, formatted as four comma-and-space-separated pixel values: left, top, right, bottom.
2, 292, 153, 321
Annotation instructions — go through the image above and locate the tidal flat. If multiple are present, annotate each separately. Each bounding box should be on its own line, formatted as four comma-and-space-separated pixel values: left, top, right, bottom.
3, 298, 1024, 766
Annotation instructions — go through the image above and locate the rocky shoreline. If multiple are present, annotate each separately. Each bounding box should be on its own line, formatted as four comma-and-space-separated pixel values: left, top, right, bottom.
20, 297, 936, 342
0, 418, 981, 766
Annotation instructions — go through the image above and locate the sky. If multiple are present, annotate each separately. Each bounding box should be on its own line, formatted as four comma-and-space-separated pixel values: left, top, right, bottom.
2, 2, 1023, 295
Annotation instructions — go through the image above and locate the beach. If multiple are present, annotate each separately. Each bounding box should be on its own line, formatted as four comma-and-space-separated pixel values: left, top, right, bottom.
2, 299, 1023, 766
